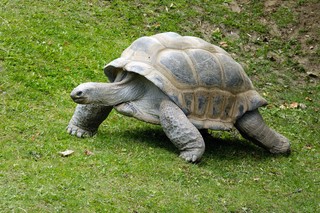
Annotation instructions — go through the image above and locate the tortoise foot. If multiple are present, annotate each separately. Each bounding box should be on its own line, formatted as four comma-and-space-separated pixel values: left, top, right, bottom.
66, 123, 97, 138
269, 132, 291, 154
179, 149, 203, 163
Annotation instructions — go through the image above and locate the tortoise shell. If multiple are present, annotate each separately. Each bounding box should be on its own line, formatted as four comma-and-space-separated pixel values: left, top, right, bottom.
104, 32, 267, 130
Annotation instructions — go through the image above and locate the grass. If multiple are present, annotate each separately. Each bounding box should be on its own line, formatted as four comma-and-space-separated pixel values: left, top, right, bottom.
0, 0, 319, 212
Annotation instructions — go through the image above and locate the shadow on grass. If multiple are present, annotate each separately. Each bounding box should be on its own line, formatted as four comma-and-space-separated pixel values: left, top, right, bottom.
100, 127, 276, 162
118, 127, 177, 152
202, 133, 272, 162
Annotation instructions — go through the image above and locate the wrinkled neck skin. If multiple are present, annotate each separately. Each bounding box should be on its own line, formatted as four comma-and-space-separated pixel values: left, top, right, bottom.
70, 73, 146, 106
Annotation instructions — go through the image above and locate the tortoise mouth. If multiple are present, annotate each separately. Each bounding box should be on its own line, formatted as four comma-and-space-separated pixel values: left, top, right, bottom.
72, 96, 88, 104
70, 91, 88, 104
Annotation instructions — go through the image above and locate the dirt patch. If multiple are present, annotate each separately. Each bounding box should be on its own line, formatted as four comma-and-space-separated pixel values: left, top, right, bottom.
245, 0, 320, 80
293, 2, 319, 77
265, 0, 319, 76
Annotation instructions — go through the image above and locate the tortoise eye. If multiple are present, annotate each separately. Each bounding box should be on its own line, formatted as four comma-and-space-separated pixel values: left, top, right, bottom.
76, 91, 83, 97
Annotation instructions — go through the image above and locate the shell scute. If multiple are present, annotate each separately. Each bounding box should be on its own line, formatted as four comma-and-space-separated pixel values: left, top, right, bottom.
188, 49, 222, 87
211, 95, 224, 118
183, 92, 194, 114
217, 54, 251, 92
195, 92, 210, 117
158, 50, 196, 85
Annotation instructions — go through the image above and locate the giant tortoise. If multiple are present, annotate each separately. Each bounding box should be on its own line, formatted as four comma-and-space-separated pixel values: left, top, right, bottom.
67, 32, 290, 162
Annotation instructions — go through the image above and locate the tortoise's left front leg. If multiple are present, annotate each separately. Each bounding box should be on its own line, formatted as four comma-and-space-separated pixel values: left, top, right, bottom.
235, 109, 291, 154
159, 100, 205, 162
67, 104, 112, 137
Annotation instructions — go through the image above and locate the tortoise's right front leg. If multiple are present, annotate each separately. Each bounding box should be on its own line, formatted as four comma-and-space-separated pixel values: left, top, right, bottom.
67, 104, 112, 138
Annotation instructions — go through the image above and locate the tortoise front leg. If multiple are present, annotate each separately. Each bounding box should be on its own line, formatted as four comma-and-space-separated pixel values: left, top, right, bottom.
235, 109, 291, 154
67, 104, 112, 138
159, 100, 205, 162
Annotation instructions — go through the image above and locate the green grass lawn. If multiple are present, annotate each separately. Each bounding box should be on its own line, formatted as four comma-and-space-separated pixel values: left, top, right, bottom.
1, 0, 319, 212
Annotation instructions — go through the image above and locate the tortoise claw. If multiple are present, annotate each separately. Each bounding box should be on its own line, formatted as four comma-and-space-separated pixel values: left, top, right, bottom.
179, 149, 203, 163
66, 123, 96, 138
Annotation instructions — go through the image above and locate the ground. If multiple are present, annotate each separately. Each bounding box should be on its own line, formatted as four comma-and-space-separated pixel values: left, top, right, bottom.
234, 0, 319, 78
0, 0, 319, 212
263, 0, 319, 77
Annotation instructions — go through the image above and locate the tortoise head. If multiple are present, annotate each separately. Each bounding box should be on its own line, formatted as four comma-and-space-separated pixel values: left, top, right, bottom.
70, 82, 103, 104
70, 72, 148, 106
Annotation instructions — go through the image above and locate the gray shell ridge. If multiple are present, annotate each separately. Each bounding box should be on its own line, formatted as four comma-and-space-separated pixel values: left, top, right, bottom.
104, 32, 267, 130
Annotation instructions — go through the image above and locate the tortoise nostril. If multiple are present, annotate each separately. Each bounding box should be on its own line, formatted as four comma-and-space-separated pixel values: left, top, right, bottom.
76, 91, 83, 97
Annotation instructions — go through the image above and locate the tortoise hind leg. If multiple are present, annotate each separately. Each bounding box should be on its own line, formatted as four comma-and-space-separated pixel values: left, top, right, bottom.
67, 104, 112, 138
235, 109, 291, 154
159, 100, 205, 162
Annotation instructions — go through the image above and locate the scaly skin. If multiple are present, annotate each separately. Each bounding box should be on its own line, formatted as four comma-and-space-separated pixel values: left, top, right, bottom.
235, 109, 291, 154
159, 100, 205, 162
67, 104, 112, 137
67, 73, 146, 138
